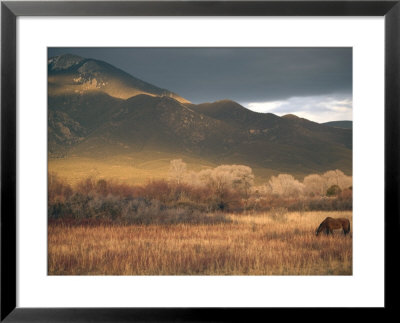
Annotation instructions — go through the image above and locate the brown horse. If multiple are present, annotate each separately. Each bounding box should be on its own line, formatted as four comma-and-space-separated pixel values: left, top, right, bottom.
315, 217, 351, 236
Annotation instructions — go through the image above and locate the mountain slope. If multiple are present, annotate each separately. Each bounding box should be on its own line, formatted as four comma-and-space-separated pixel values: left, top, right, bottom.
322, 121, 353, 129
48, 54, 190, 103
193, 100, 352, 150
70, 94, 236, 156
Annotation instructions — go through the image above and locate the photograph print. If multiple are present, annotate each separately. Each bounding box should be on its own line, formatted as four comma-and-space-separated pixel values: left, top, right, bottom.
48, 47, 352, 275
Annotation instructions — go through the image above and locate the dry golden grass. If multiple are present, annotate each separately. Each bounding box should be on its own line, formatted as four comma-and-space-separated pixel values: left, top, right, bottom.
48, 157, 168, 186
48, 211, 352, 275
48, 156, 285, 186
48, 154, 217, 186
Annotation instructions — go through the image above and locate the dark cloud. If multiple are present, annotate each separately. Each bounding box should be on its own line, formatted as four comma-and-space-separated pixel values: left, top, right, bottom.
48, 47, 352, 105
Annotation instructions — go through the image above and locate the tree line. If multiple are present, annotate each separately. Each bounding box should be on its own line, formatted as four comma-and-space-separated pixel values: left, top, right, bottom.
48, 160, 352, 223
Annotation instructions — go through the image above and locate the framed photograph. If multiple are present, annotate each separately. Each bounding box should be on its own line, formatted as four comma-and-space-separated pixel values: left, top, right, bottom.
1, 0, 399, 321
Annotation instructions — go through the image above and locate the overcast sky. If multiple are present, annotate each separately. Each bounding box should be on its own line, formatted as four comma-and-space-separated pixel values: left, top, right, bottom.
48, 47, 352, 123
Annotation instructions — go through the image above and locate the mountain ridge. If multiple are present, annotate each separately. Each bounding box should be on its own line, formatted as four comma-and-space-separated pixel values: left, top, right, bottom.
48, 54, 190, 104
322, 120, 353, 129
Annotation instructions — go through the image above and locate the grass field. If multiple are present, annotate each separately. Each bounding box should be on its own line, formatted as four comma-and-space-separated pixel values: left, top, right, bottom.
48, 153, 307, 186
48, 211, 352, 275
49, 154, 216, 186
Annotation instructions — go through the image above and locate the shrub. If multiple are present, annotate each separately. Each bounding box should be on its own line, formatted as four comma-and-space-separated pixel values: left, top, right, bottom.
48, 166, 353, 223
326, 184, 342, 196
48, 172, 73, 203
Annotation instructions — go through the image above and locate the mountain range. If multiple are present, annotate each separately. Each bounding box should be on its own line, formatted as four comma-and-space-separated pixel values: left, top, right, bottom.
322, 121, 352, 129
48, 54, 352, 181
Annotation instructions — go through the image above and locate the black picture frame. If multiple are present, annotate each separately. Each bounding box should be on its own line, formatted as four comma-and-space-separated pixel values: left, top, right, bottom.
1, 1, 399, 321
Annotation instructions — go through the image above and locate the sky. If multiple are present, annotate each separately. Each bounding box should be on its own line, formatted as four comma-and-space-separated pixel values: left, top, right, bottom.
48, 47, 352, 123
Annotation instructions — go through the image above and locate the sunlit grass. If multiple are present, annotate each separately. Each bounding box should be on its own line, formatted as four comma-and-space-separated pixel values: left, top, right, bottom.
48, 211, 352, 275
48, 154, 292, 186
48, 154, 217, 185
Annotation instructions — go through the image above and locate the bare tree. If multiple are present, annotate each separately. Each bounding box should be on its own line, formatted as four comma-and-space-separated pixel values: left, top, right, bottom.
168, 159, 187, 184
269, 174, 304, 197
197, 164, 255, 210
322, 169, 352, 191
198, 165, 254, 196
303, 174, 325, 196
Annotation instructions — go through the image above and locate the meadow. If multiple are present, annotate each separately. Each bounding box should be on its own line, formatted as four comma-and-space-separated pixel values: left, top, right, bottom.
48, 154, 305, 186
48, 211, 352, 275
48, 161, 352, 275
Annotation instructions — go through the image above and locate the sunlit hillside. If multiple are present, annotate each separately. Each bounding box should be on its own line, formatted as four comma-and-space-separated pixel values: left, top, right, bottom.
48, 54, 190, 103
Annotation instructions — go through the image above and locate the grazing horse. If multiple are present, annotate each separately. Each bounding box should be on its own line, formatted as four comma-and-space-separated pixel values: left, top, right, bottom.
315, 217, 350, 236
